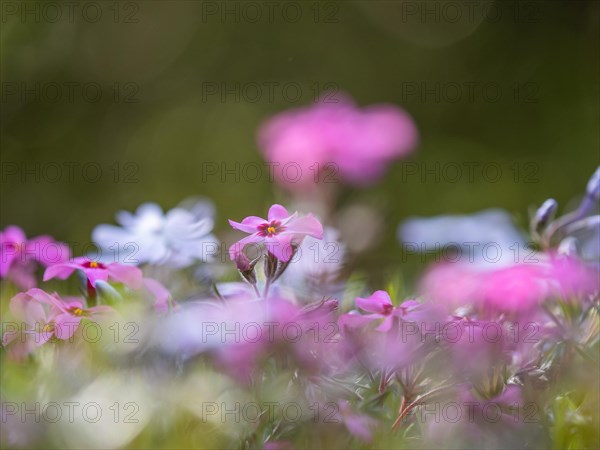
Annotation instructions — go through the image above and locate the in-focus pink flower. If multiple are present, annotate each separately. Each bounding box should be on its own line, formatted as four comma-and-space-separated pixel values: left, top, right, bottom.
228, 204, 323, 262
258, 94, 418, 188
43, 257, 143, 291
0, 226, 70, 289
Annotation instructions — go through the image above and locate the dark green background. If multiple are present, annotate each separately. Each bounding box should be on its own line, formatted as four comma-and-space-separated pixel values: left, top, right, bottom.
1, 0, 599, 278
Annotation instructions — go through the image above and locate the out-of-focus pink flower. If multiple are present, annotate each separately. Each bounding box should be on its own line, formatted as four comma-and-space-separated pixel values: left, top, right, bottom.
2, 289, 62, 359
481, 264, 548, 313
228, 204, 323, 262
421, 253, 599, 314
43, 257, 143, 290
0, 225, 70, 289
341, 290, 425, 332
258, 95, 418, 188
29, 288, 114, 340
548, 254, 599, 300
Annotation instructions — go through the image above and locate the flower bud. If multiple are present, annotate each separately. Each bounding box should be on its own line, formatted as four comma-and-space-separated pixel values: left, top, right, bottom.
586, 167, 600, 201
532, 198, 558, 234
235, 253, 258, 286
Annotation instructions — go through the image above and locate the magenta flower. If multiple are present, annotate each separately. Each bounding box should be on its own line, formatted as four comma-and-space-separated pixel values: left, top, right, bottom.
0, 225, 70, 289
43, 257, 143, 290
258, 94, 418, 188
344, 290, 423, 332
481, 264, 548, 313
2, 289, 62, 359
421, 261, 550, 314
548, 254, 599, 300
28, 288, 114, 340
228, 204, 323, 262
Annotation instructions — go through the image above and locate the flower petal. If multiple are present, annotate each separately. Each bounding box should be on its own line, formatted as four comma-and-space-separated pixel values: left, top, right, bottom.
228, 217, 265, 234
284, 214, 324, 239
267, 204, 290, 221
43, 262, 78, 282
107, 263, 143, 289
54, 313, 81, 340
265, 235, 295, 262
355, 290, 392, 314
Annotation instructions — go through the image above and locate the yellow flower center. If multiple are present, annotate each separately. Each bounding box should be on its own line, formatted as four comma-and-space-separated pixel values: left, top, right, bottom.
43, 323, 55, 333
72, 308, 83, 316
89, 261, 99, 268
267, 226, 276, 234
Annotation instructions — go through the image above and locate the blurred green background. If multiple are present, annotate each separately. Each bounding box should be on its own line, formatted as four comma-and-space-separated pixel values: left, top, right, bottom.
1, 0, 599, 277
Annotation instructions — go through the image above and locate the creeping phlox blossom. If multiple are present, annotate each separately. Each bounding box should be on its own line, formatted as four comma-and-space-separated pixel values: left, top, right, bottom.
0, 225, 70, 289
228, 204, 324, 262
92, 200, 218, 268
258, 93, 418, 188
2, 288, 114, 357
43, 256, 143, 293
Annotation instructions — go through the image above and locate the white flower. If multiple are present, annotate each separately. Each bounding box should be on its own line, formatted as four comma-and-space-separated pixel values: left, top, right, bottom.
92, 200, 219, 268
398, 208, 527, 267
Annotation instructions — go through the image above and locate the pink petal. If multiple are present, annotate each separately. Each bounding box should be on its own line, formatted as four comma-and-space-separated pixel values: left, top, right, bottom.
2, 226, 26, 244
143, 278, 171, 313
84, 267, 110, 286
375, 315, 395, 332
33, 330, 54, 346
228, 234, 264, 260
54, 314, 81, 340
355, 290, 392, 314
228, 216, 265, 234
284, 214, 323, 239
28, 237, 70, 266
0, 250, 17, 276
265, 235, 294, 262
9, 292, 46, 324
107, 263, 143, 289
26, 288, 67, 311
267, 204, 290, 221
43, 263, 78, 281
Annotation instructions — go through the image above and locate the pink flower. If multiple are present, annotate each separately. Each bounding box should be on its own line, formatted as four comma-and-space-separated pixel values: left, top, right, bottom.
228, 204, 323, 262
548, 254, 599, 300
481, 264, 548, 313
2, 289, 62, 359
43, 257, 143, 290
27, 288, 114, 340
343, 290, 424, 332
421, 261, 550, 314
0, 226, 70, 289
258, 94, 418, 188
